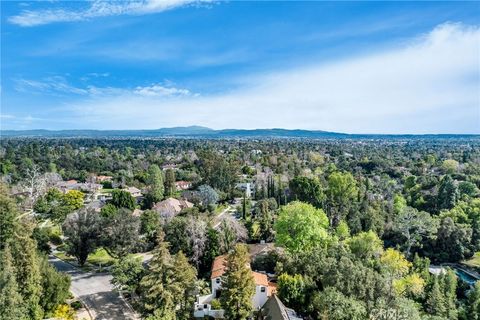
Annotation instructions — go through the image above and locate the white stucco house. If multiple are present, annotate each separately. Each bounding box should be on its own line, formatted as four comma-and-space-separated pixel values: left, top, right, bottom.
194, 255, 275, 318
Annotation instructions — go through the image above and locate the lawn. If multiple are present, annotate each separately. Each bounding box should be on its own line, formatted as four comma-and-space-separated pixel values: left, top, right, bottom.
215, 204, 228, 214
55, 247, 116, 271
462, 252, 480, 270
87, 248, 116, 267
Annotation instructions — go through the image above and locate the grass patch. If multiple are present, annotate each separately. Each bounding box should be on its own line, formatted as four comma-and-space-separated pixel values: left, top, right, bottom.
463, 252, 480, 269
55, 251, 76, 264
215, 204, 227, 214
87, 248, 116, 267
55, 247, 116, 271
100, 188, 114, 193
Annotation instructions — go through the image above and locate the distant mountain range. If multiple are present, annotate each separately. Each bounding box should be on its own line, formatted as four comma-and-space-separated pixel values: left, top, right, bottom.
1, 126, 478, 139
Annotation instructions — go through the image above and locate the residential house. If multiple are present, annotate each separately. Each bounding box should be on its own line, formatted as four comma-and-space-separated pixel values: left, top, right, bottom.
152, 197, 194, 219
95, 175, 113, 183
236, 182, 255, 198
123, 186, 143, 199
55, 180, 102, 195
258, 295, 303, 320
162, 164, 178, 171
175, 180, 192, 191
194, 255, 276, 318
55, 180, 78, 192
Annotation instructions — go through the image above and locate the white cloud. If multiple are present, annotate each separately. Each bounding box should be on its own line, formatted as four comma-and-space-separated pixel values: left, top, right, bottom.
15, 76, 89, 95
60, 22, 479, 134
14, 76, 196, 99
9, 0, 209, 27
134, 84, 195, 97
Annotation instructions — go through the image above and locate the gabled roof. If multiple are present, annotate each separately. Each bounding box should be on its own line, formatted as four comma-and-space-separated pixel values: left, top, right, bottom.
261, 295, 302, 320
211, 255, 228, 279
252, 272, 269, 287
153, 197, 194, 216
211, 255, 269, 287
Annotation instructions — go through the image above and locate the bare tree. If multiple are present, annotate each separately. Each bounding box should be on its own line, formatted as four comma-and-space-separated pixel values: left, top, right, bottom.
24, 164, 47, 209
185, 216, 207, 267
218, 215, 247, 253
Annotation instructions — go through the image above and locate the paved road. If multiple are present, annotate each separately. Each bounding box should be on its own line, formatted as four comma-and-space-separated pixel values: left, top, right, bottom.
49, 256, 139, 320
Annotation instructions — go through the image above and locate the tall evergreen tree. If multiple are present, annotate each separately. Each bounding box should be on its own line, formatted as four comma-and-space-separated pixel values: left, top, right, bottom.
220, 244, 255, 320
10, 223, 43, 319
140, 232, 176, 319
164, 169, 176, 197
467, 282, 480, 320
0, 245, 26, 320
438, 175, 459, 210
147, 164, 164, 202
425, 276, 446, 317
170, 251, 197, 320
0, 184, 18, 250
443, 269, 458, 320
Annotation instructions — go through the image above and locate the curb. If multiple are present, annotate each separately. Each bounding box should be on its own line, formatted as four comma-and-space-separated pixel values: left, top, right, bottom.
49, 255, 95, 320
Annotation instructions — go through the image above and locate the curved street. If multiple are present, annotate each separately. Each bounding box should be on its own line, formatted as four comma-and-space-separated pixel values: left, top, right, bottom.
49, 256, 139, 320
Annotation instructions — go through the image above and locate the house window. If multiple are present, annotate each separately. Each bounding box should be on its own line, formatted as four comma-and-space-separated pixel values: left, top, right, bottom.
204, 304, 208, 309
260, 286, 266, 293
216, 278, 220, 284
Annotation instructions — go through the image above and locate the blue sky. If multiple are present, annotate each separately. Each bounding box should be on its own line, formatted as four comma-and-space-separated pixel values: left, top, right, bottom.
1, 1, 479, 133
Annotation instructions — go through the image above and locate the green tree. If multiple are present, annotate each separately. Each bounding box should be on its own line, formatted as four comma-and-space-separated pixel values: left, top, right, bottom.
140, 209, 161, 245
100, 203, 118, 218
147, 164, 164, 202
62, 190, 84, 210
393, 206, 436, 258
0, 184, 19, 249
311, 287, 367, 320
326, 171, 358, 227
459, 181, 479, 198
277, 273, 306, 311
111, 256, 145, 296
466, 282, 480, 320
426, 276, 446, 317
39, 256, 71, 314
62, 208, 103, 265
347, 230, 383, 262
140, 232, 176, 319
335, 220, 350, 241
0, 245, 26, 320
438, 175, 459, 210
111, 189, 136, 210
10, 224, 43, 319
434, 217, 472, 262
170, 251, 197, 320
254, 199, 276, 241
197, 150, 239, 195
443, 269, 458, 320
275, 201, 329, 253
197, 185, 219, 208
289, 176, 324, 208
200, 227, 220, 276
220, 244, 255, 320
103, 208, 140, 258
442, 159, 459, 174
164, 168, 176, 197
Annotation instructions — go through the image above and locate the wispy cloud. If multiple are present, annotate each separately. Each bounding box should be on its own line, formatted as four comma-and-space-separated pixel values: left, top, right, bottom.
9, 0, 210, 27
15, 76, 89, 95
134, 83, 197, 97
14, 76, 196, 99
59, 22, 479, 134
